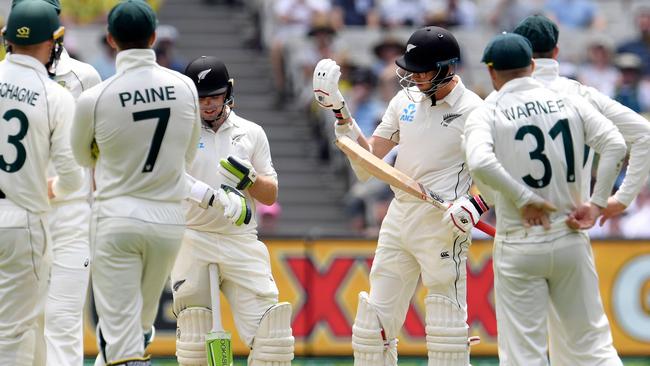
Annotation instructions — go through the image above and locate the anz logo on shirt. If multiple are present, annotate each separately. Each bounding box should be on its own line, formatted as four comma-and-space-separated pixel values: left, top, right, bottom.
198, 140, 205, 149
400, 103, 416, 123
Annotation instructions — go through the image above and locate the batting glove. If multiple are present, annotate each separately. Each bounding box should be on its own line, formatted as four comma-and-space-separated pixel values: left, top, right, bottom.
313, 58, 346, 111
442, 194, 490, 236
216, 185, 252, 226
219, 156, 257, 190
334, 118, 363, 142
188, 179, 217, 209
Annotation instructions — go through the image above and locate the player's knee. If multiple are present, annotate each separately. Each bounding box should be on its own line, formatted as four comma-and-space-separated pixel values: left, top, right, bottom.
175, 307, 211, 365
352, 292, 398, 366
248, 302, 294, 366
424, 295, 469, 365
171, 279, 204, 316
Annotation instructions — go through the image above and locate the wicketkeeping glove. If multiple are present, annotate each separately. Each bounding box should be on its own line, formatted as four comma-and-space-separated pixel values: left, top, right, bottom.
442, 194, 490, 236
215, 185, 252, 226
219, 156, 257, 190
313, 58, 346, 111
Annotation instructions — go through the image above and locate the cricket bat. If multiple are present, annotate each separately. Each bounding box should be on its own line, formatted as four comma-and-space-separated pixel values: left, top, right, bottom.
335, 136, 496, 237
206, 263, 233, 366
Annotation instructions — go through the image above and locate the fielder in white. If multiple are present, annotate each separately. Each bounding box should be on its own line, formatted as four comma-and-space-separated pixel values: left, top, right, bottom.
464, 33, 626, 366
172, 56, 294, 366
0, 2, 83, 365
70, 2, 205, 365
315, 27, 489, 366
512, 15, 650, 366
9, 1, 102, 365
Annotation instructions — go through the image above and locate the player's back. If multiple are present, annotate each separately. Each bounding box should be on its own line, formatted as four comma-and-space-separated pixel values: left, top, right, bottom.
82, 49, 199, 202
0, 54, 77, 213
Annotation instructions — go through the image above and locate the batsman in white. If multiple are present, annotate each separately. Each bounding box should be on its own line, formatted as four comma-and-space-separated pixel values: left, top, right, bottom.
511, 14, 650, 366
314, 27, 489, 366
0, 1, 83, 365
70, 1, 204, 364
172, 56, 294, 366
8, 1, 101, 365
464, 33, 626, 366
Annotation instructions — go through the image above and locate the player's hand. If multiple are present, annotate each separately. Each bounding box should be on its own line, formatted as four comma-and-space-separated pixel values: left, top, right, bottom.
313, 58, 346, 111
47, 177, 56, 199
442, 194, 490, 236
215, 185, 252, 226
334, 118, 362, 142
219, 156, 257, 190
598, 196, 626, 226
566, 202, 602, 230
520, 200, 557, 229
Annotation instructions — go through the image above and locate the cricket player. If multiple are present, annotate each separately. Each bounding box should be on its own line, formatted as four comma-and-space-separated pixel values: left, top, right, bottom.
70, 1, 205, 364
512, 14, 650, 365
9, 1, 102, 364
314, 27, 488, 365
172, 56, 294, 366
0, 1, 83, 365
464, 33, 626, 366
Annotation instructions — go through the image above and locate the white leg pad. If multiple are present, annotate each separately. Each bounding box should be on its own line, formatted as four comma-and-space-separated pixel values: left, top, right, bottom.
248, 302, 294, 366
352, 292, 398, 366
176, 307, 212, 366
425, 295, 469, 366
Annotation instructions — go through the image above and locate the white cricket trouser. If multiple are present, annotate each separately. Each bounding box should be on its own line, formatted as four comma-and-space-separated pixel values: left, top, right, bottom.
91, 200, 185, 365
493, 231, 622, 366
45, 200, 90, 366
171, 228, 279, 346
368, 199, 468, 339
0, 199, 50, 366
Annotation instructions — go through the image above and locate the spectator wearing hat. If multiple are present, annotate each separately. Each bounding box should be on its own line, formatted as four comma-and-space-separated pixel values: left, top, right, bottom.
617, 5, 650, 77
154, 24, 185, 73
466, 31, 626, 366
614, 53, 650, 113
577, 38, 619, 97
332, 0, 380, 28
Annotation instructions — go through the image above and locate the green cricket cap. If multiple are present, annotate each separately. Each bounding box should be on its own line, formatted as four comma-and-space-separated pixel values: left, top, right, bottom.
108, 0, 157, 44
481, 33, 533, 70
513, 15, 559, 53
12, 0, 61, 14
4, 0, 62, 46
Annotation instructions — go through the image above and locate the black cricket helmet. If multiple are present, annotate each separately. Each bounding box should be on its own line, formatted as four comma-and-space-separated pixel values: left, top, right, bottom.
184, 56, 234, 105
395, 26, 460, 103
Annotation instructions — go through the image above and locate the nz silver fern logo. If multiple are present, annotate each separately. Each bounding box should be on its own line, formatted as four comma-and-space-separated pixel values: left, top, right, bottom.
400, 103, 416, 123
197, 69, 211, 83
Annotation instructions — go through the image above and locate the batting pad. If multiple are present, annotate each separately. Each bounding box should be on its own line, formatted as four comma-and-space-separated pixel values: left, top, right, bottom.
352, 292, 398, 366
176, 307, 212, 365
425, 295, 469, 366
249, 302, 294, 366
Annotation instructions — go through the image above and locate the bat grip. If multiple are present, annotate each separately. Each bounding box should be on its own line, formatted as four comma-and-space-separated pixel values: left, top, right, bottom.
208, 263, 223, 332
333, 104, 351, 122
475, 221, 496, 237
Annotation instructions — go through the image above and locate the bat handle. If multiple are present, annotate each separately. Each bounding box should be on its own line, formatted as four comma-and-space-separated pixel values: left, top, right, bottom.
475, 221, 496, 237
208, 263, 223, 332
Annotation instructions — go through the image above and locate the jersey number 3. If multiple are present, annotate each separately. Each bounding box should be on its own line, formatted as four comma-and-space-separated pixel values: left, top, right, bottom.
515, 118, 575, 188
133, 108, 170, 173
0, 109, 28, 173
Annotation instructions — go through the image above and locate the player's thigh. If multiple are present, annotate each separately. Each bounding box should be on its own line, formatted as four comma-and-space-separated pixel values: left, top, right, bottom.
218, 234, 278, 298
171, 229, 214, 312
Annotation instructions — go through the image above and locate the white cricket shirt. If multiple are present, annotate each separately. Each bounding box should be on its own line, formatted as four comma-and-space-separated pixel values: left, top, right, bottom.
72, 49, 201, 204
465, 77, 627, 238
373, 77, 483, 202
185, 111, 277, 234
0, 54, 82, 213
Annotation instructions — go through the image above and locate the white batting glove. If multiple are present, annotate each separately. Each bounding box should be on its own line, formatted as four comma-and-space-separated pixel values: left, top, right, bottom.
313, 58, 346, 110
219, 156, 257, 190
442, 194, 490, 236
188, 179, 217, 209
215, 185, 252, 226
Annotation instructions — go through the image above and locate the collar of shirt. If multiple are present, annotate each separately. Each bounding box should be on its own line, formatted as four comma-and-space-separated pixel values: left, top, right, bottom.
6, 53, 48, 75
436, 76, 465, 107
55, 47, 73, 76
203, 110, 241, 134
531, 58, 559, 83
115, 48, 156, 73
498, 76, 543, 95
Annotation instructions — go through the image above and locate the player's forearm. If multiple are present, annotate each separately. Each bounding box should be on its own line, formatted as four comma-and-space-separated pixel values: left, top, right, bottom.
249, 175, 278, 205
613, 135, 650, 207
367, 135, 395, 159
591, 138, 627, 207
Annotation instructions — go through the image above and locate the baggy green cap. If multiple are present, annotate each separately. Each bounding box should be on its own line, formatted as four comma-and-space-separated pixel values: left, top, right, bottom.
4, 0, 63, 46
481, 33, 533, 71
12, 0, 61, 14
513, 15, 559, 53
108, 0, 157, 44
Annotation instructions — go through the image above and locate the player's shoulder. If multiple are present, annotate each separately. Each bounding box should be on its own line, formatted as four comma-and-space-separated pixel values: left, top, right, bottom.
64, 57, 101, 86
231, 112, 265, 135
154, 65, 198, 95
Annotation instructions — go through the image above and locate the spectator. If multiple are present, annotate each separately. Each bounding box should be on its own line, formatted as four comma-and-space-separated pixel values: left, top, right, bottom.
426, 0, 478, 28
370, 35, 405, 103
346, 67, 384, 137
154, 24, 185, 73
544, 0, 605, 29
485, 0, 541, 32
257, 201, 282, 235
617, 6, 650, 77
90, 35, 116, 80
332, 0, 380, 28
614, 53, 650, 113
577, 39, 619, 97
379, 0, 430, 27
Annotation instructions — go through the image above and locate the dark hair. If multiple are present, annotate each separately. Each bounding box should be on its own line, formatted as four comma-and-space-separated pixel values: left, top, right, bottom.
533, 50, 554, 59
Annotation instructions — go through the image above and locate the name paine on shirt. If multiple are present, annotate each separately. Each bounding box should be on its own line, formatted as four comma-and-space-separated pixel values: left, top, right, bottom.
0, 82, 40, 106
501, 99, 565, 121
118, 86, 176, 107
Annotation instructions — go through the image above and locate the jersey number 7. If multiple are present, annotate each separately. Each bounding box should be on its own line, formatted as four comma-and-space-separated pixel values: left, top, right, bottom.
133, 108, 170, 173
